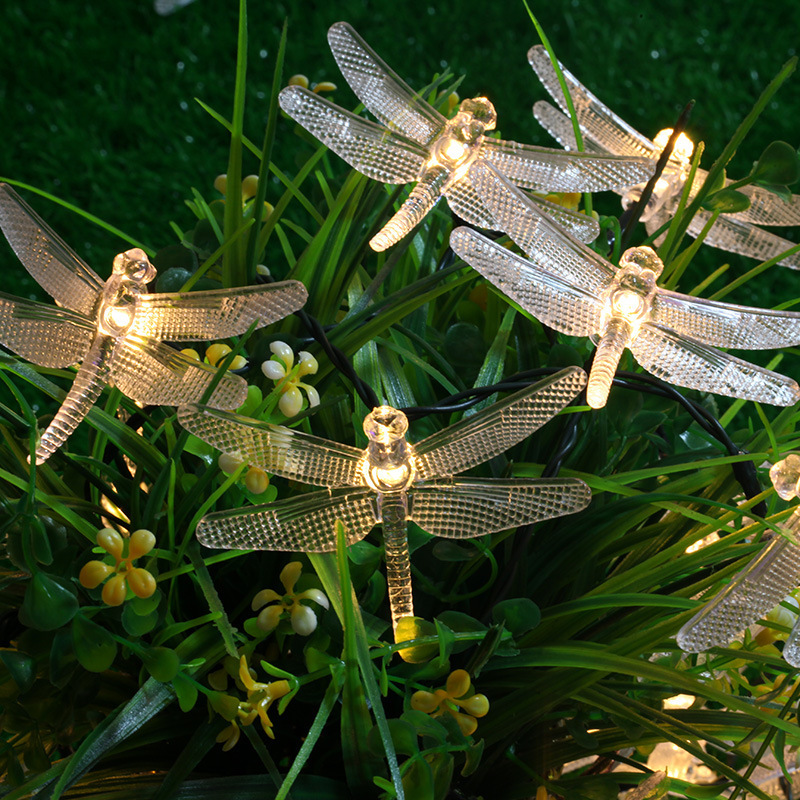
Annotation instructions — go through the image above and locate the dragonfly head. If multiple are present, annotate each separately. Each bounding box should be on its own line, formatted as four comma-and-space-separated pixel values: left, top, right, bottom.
113, 249, 157, 285
453, 97, 497, 141
770, 454, 800, 500
362, 406, 415, 492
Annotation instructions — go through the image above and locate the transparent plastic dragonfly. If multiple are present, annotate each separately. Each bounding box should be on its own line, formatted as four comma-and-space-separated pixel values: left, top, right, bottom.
278, 22, 656, 251
178, 367, 591, 630
677, 454, 800, 667
449, 162, 800, 409
529, 45, 800, 268
0, 184, 307, 464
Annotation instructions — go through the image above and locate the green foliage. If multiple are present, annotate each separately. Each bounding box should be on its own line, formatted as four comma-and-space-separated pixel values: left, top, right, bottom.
3, 4, 800, 800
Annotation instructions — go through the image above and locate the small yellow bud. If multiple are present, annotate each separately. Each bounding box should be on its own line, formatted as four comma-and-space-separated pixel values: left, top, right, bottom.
218, 453, 244, 475
214, 174, 228, 195
313, 81, 337, 94
256, 264, 271, 278
245, 467, 270, 495
128, 529, 156, 560
79, 560, 114, 589
242, 174, 259, 200
279, 385, 303, 417
127, 567, 157, 599
206, 343, 232, 367
97, 528, 124, 559
180, 348, 201, 361
288, 74, 309, 89
102, 574, 129, 607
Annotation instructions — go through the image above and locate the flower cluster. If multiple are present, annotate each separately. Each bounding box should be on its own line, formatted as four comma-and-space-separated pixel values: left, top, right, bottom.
212, 655, 291, 750
410, 669, 489, 736
261, 341, 320, 417
79, 528, 157, 606
180, 343, 248, 372
287, 74, 337, 94
252, 561, 329, 636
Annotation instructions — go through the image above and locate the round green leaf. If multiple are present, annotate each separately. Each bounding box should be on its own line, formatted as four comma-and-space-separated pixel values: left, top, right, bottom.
155, 267, 194, 293
752, 140, 800, 185
121, 604, 158, 637
141, 646, 180, 682
0, 649, 35, 695
20, 572, 78, 631
72, 615, 117, 672
172, 673, 199, 712
491, 598, 541, 635
701, 187, 751, 212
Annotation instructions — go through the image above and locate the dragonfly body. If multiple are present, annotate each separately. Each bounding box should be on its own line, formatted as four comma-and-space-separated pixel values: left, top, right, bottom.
179, 367, 592, 631
0, 184, 308, 463
450, 162, 800, 408
529, 45, 800, 268
279, 23, 656, 251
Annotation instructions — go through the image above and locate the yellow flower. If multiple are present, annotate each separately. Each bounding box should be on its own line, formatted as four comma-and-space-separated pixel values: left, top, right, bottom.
206, 343, 247, 372
79, 528, 157, 607
237, 656, 291, 738
410, 669, 489, 736
261, 341, 320, 418
252, 561, 329, 636
216, 720, 241, 751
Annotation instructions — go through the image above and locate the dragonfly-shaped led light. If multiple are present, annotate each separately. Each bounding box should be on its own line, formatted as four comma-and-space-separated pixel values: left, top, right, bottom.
677, 454, 800, 667
0, 184, 307, 464
278, 23, 656, 251
450, 162, 800, 409
529, 45, 800, 268
178, 367, 591, 630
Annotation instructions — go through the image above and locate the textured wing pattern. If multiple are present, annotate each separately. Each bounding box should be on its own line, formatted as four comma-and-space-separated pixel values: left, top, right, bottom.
413, 366, 586, 480
133, 281, 307, 341
410, 477, 591, 538
652, 290, 800, 349
468, 162, 615, 291
327, 22, 444, 145
110, 336, 247, 409
528, 46, 658, 160
196, 487, 378, 551
731, 184, 800, 227
0, 293, 94, 367
177, 405, 365, 488
481, 138, 654, 192
631, 324, 800, 406
449, 228, 604, 336
0, 184, 104, 316
533, 100, 617, 158
279, 87, 427, 183
678, 524, 800, 652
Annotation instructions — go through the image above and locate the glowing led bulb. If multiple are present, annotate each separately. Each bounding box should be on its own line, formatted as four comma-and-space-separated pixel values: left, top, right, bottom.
677, 454, 800, 666
529, 44, 800, 268
0, 183, 308, 463
451, 161, 800, 409
178, 367, 592, 639
278, 23, 655, 251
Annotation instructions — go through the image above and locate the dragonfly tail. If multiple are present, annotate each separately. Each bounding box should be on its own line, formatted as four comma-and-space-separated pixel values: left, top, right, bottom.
587, 318, 630, 409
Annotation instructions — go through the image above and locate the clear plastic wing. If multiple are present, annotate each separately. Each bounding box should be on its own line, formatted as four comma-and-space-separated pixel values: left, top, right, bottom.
195, 487, 377, 552
0, 184, 105, 317
652, 288, 800, 349
532, 100, 619, 158
0, 293, 94, 367
677, 522, 800, 652
467, 161, 615, 291
481, 138, 654, 193
177, 405, 366, 488
410, 477, 591, 538
783, 613, 800, 667
132, 280, 308, 342
327, 22, 444, 145
527, 46, 658, 160
279, 87, 427, 183
413, 366, 587, 480
730, 184, 800, 227
110, 336, 247, 409
449, 227, 604, 336
682, 211, 800, 270
630, 323, 800, 406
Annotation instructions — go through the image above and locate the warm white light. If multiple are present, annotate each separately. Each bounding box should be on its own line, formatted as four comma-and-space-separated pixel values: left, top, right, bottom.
443, 138, 468, 162
611, 290, 644, 317
684, 532, 720, 554
108, 306, 134, 329
653, 128, 694, 161
662, 693, 695, 710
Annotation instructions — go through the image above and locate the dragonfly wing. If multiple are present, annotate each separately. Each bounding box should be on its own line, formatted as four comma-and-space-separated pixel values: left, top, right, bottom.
533, 100, 618, 159
630, 322, 800, 406
481, 139, 654, 193
652, 288, 800, 349
110, 335, 247, 409
413, 366, 587, 480
196, 487, 377, 552
327, 22, 445, 145
527, 46, 658, 159
449, 227, 605, 336
132, 281, 307, 342
466, 162, 616, 291
678, 527, 800, 652
279, 86, 427, 183
524, 193, 601, 243
0, 184, 104, 317
684, 211, 800, 269
410, 477, 591, 538
728, 184, 800, 227
0, 293, 94, 367
177, 405, 366, 487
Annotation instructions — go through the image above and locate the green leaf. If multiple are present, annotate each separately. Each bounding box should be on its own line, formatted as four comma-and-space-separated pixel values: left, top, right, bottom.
121, 604, 158, 637
752, 140, 800, 185
72, 615, 117, 673
754, 182, 793, 202
371, 719, 419, 757
0, 649, 36, 694
492, 598, 541, 635
20, 572, 78, 631
141, 646, 181, 682
701, 187, 751, 212
172, 673, 199, 713
401, 756, 434, 800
